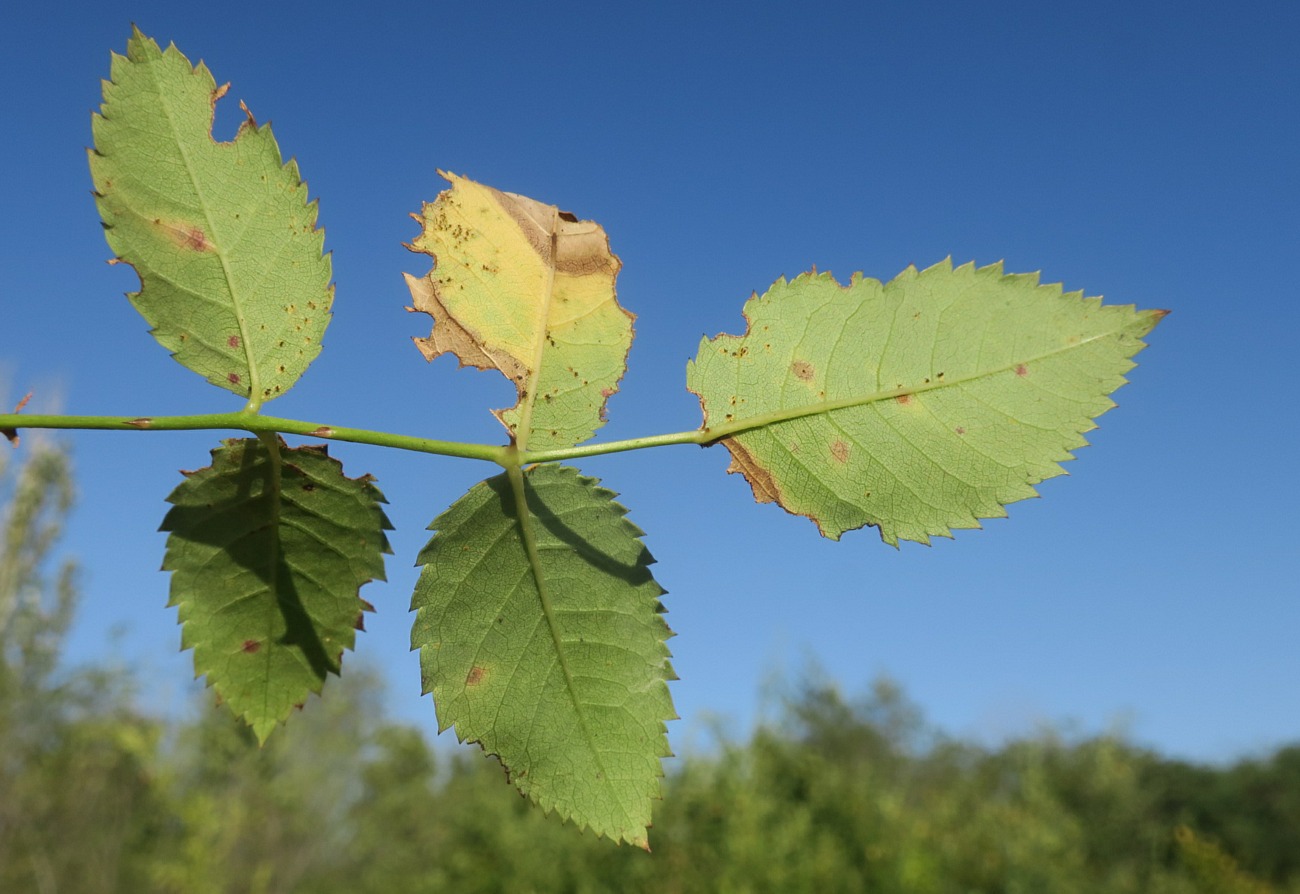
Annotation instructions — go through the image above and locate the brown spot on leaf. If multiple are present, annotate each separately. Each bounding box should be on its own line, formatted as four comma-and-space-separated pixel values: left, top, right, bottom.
465, 665, 487, 686
154, 218, 214, 252
241, 640, 261, 653
896, 394, 912, 406
830, 440, 850, 464
1015, 364, 1028, 377
228, 335, 241, 348
227, 373, 241, 384
791, 360, 815, 381
955, 426, 966, 435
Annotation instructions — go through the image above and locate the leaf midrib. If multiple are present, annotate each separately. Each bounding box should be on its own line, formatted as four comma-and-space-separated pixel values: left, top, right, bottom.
146, 47, 263, 409
709, 324, 1128, 442
504, 464, 614, 811
512, 209, 560, 453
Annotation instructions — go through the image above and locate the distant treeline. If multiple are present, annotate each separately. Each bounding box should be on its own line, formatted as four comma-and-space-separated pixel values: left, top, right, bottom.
1, 444, 1296, 893
2, 664, 1297, 893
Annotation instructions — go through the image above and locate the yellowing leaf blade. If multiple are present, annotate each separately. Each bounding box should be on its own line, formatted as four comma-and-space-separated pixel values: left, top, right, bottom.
405, 173, 631, 450
687, 260, 1165, 545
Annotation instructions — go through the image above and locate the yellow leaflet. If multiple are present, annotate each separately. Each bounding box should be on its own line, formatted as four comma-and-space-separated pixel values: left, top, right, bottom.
405, 173, 632, 451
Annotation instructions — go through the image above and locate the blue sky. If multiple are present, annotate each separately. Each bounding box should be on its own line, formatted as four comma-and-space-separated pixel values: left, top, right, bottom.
3, 1, 1297, 763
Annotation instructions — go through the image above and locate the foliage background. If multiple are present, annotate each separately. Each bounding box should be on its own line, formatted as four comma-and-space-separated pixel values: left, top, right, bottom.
2, 0, 1297, 774
2, 437, 1297, 890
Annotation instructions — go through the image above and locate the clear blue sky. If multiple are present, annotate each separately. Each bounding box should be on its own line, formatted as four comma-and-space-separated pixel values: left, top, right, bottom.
3, 1, 1297, 763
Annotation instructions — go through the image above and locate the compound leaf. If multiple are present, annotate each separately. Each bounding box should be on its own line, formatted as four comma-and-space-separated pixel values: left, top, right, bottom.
411, 464, 675, 847
162, 438, 391, 741
405, 173, 632, 451
687, 260, 1165, 544
90, 28, 331, 405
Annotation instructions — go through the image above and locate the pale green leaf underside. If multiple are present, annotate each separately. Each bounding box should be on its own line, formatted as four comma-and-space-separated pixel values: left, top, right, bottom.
162, 438, 391, 742
688, 260, 1165, 544
412, 464, 675, 847
90, 28, 331, 404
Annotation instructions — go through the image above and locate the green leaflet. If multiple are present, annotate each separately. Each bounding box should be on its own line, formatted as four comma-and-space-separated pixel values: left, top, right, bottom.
412, 464, 675, 848
162, 438, 391, 741
405, 173, 632, 451
687, 260, 1165, 544
89, 28, 331, 406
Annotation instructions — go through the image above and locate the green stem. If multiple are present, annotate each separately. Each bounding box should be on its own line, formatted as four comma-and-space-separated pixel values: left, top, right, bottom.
2, 392, 893, 467
0, 412, 507, 464
521, 428, 710, 463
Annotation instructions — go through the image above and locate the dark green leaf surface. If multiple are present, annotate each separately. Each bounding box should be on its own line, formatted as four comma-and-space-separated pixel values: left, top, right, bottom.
162, 438, 391, 741
412, 464, 675, 847
688, 260, 1165, 544
89, 29, 331, 405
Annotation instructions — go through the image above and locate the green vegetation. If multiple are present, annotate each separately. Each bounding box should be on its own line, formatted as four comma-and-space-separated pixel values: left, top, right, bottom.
2, 28, 1164, 843
2, 441, 1297, 891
